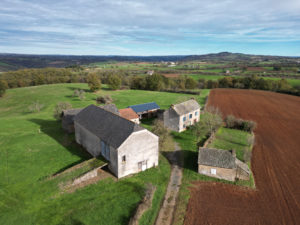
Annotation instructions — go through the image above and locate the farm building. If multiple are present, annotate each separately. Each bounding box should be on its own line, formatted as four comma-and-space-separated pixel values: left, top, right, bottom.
61, 108, 82, 133
163, 99, 200, 132
99, 103, 119, 115
147, 70, 154, 76
74, 105, 159, 178
198, 148, 250, 181
128, 102, 160, 119
119, 108, 140, 124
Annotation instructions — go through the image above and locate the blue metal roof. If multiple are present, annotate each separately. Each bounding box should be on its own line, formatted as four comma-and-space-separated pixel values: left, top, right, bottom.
128, 102, 160, 113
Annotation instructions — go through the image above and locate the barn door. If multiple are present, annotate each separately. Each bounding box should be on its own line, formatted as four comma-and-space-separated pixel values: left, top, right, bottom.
138, 160, 147, 171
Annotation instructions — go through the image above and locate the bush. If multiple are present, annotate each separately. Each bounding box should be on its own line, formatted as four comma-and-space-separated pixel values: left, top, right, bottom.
0, 80, 8, 97
152, 120, 175, 151
53, 102, 72, 120
96, 95, 113, 104
225, 115, 256, 132
28, 101, 45, 113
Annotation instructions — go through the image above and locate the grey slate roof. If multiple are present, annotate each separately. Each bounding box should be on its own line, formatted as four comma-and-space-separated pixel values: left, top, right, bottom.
129, 102, 160, 113
172, 99, 200, 116
99, 104, 119, 115
74, 105, 145, 149
198, 148, 236, 169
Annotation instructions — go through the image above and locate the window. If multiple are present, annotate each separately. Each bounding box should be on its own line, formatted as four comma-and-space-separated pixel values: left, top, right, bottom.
195, 111, 198, 116
183, 116, 186, 122
189, 113, 192, 119
183, 124, 186, 128
122, 155, 126, 163
211, 168, 217, 175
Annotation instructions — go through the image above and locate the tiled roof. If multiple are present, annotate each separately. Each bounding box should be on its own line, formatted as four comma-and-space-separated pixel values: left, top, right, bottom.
198, 148, 236, 169
119, 108, 139, 120
172, 99, 200, 116
74, 105, 144, 148
128, 102, 160, 113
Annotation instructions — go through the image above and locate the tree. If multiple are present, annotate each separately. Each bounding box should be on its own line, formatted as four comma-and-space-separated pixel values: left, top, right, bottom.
185, 77, 197, 89
145, 74, 164, 91
87, 73, 101, 91
194, 106, 223, 138
53, 102, 72, 120
0, 80, 8, 97
152, 120, 175, 151
107, 75, 121, 90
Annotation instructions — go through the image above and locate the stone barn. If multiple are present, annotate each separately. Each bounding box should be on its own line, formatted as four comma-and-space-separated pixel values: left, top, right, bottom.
163, 99, 200, 132
74, 105, 159, 178
61, 108, 82, 133
198, 148, 250, 181
128, 102, 160, 119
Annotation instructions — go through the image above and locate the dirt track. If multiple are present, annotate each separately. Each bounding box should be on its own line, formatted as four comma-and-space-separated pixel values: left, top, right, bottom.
185, 89, 300, 225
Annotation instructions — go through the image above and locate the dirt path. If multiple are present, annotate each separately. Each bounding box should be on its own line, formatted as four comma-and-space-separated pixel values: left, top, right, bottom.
155, 143, 183, 225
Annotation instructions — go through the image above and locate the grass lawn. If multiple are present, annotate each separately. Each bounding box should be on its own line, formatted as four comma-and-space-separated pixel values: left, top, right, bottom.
0, 83, 214, 225
207, 127, 253, 161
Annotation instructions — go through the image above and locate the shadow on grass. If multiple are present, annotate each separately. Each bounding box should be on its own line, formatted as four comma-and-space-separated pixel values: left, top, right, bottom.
29, 119, 92, 172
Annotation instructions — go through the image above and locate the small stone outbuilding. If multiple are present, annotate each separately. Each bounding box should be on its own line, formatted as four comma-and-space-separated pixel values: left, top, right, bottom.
74, 105, 159, 178
198, 148, 250, 181
163, 99, 200, 132
61, 108, 82, 133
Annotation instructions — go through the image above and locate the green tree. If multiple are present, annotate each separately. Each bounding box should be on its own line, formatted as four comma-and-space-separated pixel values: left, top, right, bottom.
0, 80, 8, 97
152, 120, 175, 151
145, 74, 164, 91
107, 75, 121, 90
87, 73, 101, 91
53, 102, 72, 120
185, 77, 197, 89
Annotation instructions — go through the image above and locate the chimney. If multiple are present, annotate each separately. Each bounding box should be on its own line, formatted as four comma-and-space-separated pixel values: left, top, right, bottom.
231, 149, 236, 158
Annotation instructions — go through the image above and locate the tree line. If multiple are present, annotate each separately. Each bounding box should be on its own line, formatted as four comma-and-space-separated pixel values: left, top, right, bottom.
0, 67, 299, 97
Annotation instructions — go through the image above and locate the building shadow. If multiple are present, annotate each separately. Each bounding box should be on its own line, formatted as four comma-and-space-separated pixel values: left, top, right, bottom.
29, 118, 92, 164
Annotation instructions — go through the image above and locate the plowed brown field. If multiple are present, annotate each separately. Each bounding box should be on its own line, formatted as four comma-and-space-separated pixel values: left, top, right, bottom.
185, 89, 300, 225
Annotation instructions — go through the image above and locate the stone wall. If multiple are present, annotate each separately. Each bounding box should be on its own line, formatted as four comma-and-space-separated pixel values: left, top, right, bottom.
198, 164, 236, 181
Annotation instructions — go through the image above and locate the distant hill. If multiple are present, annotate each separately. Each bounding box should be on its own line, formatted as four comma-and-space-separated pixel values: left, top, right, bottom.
0, 52, 299, 71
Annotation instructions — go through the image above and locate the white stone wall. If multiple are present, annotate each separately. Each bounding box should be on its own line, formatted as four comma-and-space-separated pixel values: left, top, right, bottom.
178, 109, 200, 132
131, 118, 140, 124
117, 130, 159, 178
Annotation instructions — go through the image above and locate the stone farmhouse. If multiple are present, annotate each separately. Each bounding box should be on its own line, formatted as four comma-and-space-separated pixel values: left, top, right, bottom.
163, 99, 200, 132
74, 105, 159, 178
198, 148, 250, 181
128, 102, 160, 119
119, 108, 140, 124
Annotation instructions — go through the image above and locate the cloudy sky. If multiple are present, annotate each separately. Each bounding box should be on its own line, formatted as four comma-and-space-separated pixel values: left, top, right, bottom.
0, 0, 300, 56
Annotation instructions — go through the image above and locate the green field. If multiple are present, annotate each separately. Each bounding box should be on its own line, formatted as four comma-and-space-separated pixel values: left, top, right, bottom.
0, 83, 212, 225
207, 127, 252, 161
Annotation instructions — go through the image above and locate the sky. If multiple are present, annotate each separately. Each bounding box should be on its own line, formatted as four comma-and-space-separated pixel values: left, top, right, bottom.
0, 0, 300, 56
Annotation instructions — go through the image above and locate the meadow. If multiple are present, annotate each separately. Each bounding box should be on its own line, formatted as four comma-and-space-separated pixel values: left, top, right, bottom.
0, 83, 210, 225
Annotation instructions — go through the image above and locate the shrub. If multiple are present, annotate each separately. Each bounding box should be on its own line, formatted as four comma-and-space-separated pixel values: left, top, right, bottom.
96, 95, 113, 104
28, 101, 45, 113
53, 102, 72, 120
0, 80, 8, 97
152, 120, 175, 151
225, 115, 236, 128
